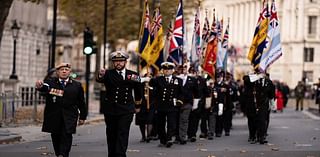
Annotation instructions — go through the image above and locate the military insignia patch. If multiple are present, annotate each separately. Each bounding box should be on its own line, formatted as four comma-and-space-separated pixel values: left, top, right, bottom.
128, 74, 140, 82
174, 79, 178, 85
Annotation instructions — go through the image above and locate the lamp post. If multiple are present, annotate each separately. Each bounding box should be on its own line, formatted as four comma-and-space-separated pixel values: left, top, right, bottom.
9, 20, 20, 80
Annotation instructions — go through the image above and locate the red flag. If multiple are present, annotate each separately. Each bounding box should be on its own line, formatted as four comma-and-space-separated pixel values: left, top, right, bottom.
202, 10, 218, 78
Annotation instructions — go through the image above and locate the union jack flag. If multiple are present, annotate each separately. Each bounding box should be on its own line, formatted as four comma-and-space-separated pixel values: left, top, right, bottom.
201, 12, 210, 43
269, 0, 278, 28
150, 7, 162, 43
169, 0, 184, 53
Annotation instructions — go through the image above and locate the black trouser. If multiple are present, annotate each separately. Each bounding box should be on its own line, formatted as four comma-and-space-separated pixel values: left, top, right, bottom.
104, 114, 133, 157
215, 115, 223, 135
188, 109, 201, 138
51, 123, 73, 157
256, 110, 268, 141
157, 110, 177, 144
215, 110, 232, 135
200, 109, 209, 135
247, 115, 257, 140
223, 110, 232, 133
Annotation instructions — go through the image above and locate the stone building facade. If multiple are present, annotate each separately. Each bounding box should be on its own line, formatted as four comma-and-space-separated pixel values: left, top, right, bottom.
0, 0, 49, 93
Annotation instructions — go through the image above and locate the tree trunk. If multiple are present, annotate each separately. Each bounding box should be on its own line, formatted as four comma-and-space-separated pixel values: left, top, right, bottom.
0, 0, 14, 48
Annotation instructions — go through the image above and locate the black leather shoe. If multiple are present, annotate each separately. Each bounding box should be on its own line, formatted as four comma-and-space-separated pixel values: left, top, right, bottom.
199, 133, 207, 138
225, 132, 230, 136
259, 139, 268, 144
166, 141, 173, 148
190, 137, 196, 142
180, 140, 187, 145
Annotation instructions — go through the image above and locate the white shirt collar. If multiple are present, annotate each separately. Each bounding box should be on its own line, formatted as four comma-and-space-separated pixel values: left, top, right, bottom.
59, 78, 69, 82
165, 75, 172, 81
117, 68, 126, 74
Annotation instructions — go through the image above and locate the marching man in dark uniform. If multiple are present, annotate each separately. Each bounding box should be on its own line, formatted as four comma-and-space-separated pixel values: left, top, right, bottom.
243, 72, 275, 144
149, 62, 183, 148
36, 63, 87, 157
213, 71, 233, 137
176, 64, 200, 144
96, 51, 143, 157
187, 67, 210, 142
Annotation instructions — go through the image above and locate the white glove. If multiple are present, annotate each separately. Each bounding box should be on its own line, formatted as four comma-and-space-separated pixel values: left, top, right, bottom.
140, 76, 151, 83
192, 99, 200, 110
249, 73, 262, 82
218, 103, 224, 116
205, 97, 211, 109
173, 98, 177, 106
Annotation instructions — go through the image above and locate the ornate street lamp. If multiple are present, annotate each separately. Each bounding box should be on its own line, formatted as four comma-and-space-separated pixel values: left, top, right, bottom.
9, 20, 20, 80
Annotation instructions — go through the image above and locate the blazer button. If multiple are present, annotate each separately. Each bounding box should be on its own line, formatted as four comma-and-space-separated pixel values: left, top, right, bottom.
164, 88, 167, 91
115, 100, 117, 103
162, 98, 165, 101
115, 96, 118, 98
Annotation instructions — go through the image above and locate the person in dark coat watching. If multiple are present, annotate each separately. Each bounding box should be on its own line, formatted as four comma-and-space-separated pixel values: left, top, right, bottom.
96, 50, 143, 157
36, 63, 87, 157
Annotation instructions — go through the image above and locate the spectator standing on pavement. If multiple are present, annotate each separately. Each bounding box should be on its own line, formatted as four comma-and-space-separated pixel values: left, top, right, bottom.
96, 51, 143, 157
35, 63, 87, 157
315, 78, 320, 113
275, 85, 284, 112
294, 81, 306, 111
281, 82, 290, 108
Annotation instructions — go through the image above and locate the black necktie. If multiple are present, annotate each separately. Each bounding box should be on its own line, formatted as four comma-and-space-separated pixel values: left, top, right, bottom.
61, 80, 65, 88
119, 71, 123, 80
166, 77, 169, 83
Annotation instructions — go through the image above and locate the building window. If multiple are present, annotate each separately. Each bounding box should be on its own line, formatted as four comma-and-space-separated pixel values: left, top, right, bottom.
308, 16, 317, 35
304, 47, 314, 62
303, 71, 313, 83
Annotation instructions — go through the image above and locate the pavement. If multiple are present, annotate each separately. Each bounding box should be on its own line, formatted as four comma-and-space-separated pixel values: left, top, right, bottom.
0, 98, 319, 145
0, 99, 105, 144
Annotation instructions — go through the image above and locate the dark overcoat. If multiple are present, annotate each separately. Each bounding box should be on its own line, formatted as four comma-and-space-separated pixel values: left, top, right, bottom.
39, 77, 87, 134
